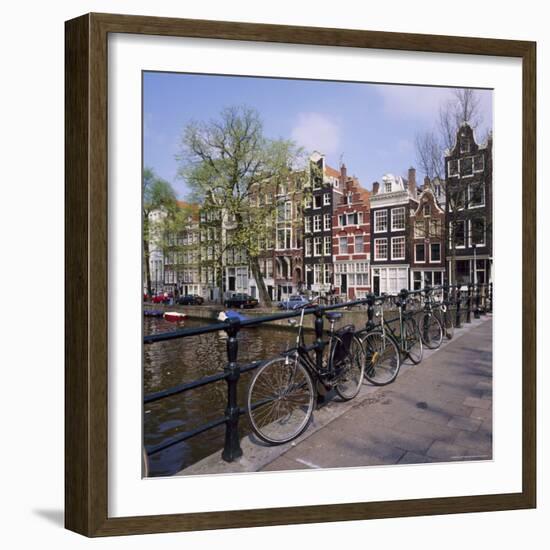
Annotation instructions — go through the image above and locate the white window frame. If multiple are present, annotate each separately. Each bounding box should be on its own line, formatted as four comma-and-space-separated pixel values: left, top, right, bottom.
304, 216, 312, 233
374, 238, 388, 261
468, 182, 486, 209
391, 236, 406, 260
473, 154, 485, 173
339, 236, 348, 255
450, 220, 467, 249
448, 159, 459, 177
374, 210, 388, 233
460, 156, 474, 178
414, 243, 426, 263
305, 238, 312, 257
324, 213, 331, 231
324, 236, 331, 256
391, 207, 406, 231
430, 242, 441, 263
323, 193, 331, 206
469, 218, 486, 247
358, 211, 364, 225
313, 236, 322, 256
355, 235, 364, 253
313, 215, 321, 232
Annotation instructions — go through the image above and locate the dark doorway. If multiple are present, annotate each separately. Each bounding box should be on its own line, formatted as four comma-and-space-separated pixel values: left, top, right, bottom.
373, 273, 380, 295
341, 274, 348, 295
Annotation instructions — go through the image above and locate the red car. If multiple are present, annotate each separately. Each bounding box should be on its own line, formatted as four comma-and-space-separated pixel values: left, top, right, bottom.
152, 293, 171, 304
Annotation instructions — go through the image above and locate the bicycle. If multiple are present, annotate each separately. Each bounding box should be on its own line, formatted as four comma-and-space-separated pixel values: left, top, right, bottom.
246, 300, 365, 445
418, 286, 444, 350
358, 289, 423, 386
433, 286, 454, 340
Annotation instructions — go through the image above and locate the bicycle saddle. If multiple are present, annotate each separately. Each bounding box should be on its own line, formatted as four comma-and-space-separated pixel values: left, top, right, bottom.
326, 312, 343, 322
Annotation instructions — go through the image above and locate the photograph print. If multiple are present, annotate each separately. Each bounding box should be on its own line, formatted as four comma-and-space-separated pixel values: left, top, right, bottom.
142, 72, 493, 478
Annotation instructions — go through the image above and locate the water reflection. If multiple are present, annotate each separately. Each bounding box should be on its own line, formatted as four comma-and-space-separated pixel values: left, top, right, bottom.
143, 316, 298, 477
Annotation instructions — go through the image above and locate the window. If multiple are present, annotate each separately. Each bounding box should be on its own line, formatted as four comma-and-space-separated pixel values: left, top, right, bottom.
429, 219, 441, 236
433, 271, 442, 285
346, 192, 353, 204
304, 216, 312, 233
339, 214, 346, 227
374, 238, 387, 261
391, 236, 406, 260
470, 218, 486, 246
347, 212, 358, 225
391, 207, 405, 230
313, 215, 321, 232
314, 237, 322, 256
358, 212, 364, 225
423, 203, 431, 217
460, 136, 471, 153
384, 179, 392, 193
474, 155, 485, 172
339, 237, 348, 254
324, 236, 331, 256
355, 235, 364, 253
469, 183, 485, 208
461, 157, 473, 176
304, 195, 312, 209
323, 193, 331, 206
450, 188, 466, 210
413, 271, 422, 290
430, 243, 441, 262
448, 159, 459, 177
414, 220, 425, 238
324, 213, 331, 231
305, 238, 312, 257
284, 201, 292, 220
415, 243, 425, 263
452, 220, 466, 248
314, 195, 322, 208
374, 210, 388, 232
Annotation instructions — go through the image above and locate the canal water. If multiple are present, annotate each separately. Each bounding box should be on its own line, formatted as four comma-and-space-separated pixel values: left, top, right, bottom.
144, 316, 303, 477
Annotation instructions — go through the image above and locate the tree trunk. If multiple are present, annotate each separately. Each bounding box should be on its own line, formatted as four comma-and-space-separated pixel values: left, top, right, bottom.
250, 256, 272, 307
143, 238, 153, 300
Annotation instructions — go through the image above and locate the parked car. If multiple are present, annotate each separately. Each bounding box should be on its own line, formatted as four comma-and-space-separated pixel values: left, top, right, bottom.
177, 294, 204, 305
152, 293, 171, 304
224, 293, 259, 309
278, 295, 313, 310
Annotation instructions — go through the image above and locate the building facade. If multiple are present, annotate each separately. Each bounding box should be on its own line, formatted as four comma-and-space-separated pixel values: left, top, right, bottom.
332, 166, 371, 299
445, 123, 493, 285
409, 182, 446, 289
370, 169, 419, 294
303, 152, 343, 295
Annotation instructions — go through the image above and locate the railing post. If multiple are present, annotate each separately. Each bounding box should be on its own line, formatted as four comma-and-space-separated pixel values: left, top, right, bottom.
466, 283, 473, 323
222, 318, 243, 462
455, 285, 462, 328
314, 307, 326, 407
365, 292, 376, 331
488, 282, 493, 313
474, 283, 481, 319
481, 283, 487, 314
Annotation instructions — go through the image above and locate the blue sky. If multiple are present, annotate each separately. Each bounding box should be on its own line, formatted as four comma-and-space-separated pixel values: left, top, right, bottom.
143, 72, 492, 199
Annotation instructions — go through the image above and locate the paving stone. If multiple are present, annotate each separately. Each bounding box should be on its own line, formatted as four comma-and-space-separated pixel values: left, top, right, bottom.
398, 451, 429, 465
426, 440, 470, 461
262, 456, 312, 472
455, 429, 492, 452
447, 415, 483, 432
470, 407, 492, 422
463, 396, 492, 409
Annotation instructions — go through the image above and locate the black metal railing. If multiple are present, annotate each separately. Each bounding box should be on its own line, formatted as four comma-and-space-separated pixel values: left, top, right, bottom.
143, 282, 493, 468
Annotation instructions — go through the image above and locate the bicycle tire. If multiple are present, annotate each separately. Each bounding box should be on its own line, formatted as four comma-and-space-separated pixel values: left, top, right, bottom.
360, 329, 401, 386
333, 334, 365, 399
419, 312, 444, 349
403, 316, 423, 364
247, 354, 315, 445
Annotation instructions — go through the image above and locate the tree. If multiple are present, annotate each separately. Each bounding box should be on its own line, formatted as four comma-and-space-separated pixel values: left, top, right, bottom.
415, 89, 490, 285
177, 106, 305, 307
142, 167, 177, 299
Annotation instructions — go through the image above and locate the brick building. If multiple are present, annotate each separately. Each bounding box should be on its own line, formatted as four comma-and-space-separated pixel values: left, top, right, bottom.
409, 181, 446, 289
332, 166, 371, 299
445, 123, 493, 285
370, 169, 419, 294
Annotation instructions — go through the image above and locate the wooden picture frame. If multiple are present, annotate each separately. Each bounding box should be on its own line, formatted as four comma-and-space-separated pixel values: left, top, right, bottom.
65, 12, 536, 537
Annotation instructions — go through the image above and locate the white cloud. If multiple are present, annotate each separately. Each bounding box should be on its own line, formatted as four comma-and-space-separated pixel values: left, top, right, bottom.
290, 112, 342, 155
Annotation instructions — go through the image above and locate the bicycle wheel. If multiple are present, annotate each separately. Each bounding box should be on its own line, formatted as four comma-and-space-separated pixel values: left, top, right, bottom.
360, 330, 401, 386
419, 312, 443, 349
247, 355, 315, 445
333, 335, 365, 400
403, 316, 423, 364
444, 309, 454, 339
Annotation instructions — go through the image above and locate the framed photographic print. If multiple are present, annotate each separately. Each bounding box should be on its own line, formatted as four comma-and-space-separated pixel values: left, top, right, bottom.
65, 12, 536, 536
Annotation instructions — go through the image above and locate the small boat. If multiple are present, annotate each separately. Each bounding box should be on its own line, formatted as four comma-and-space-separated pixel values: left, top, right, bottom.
163, 311, 187, 323
217, 310, 251, 323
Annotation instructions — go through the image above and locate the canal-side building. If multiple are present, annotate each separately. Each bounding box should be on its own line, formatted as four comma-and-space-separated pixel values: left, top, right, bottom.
199, 204, 223, 301
273, 173, 305, 301
163, 201, 202, 296
303, 152, 343, 295
409, 180, 446, 289
332, 166, 371, 299
369, 168, 419, 294
445, 122, 493, 285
